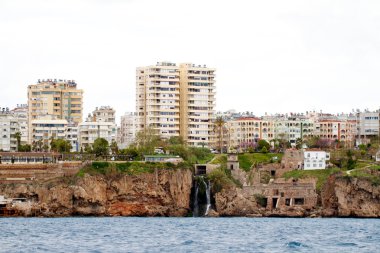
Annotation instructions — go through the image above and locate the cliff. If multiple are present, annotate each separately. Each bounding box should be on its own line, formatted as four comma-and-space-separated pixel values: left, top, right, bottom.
213, 171, 380, 218
322, 172, 380, 217
0, 168, 192, 217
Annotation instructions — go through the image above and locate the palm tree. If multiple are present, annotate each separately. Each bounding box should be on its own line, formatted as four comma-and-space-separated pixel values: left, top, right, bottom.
213, 116, 226, 153
12, 132, 22, 151
37, 139, 43, 152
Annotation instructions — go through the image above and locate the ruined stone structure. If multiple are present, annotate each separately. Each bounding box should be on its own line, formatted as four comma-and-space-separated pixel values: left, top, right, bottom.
245, 178, 318, 210
281, 148, 303, 169
224, 153, 318, 214
0, 162, 85, 183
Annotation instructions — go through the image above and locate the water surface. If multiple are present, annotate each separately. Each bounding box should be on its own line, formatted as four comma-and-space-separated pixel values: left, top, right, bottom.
1, 217, 379, 252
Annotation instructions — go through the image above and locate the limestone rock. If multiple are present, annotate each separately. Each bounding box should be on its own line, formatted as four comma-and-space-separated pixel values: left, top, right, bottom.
0, 168, 192, 217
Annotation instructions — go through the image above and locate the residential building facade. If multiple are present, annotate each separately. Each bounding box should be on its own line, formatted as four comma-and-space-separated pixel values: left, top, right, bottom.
10, 104, 28, 145
136, 62, 215, 147
0, 109, 19, 152
303, 149, 330, 170
88, 106, 116, 123
78, 121, 116, 150
30, 118, 68, 151
27, 79, 83, 144
118, 112, 136, 149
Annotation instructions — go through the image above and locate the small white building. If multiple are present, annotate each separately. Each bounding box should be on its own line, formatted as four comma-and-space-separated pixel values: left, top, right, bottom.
376, 150, 380, 162
303, 149, 330, 170
78, 121, 116, 150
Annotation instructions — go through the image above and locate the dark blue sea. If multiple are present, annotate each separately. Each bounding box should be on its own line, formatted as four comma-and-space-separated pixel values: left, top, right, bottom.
1, 217, 379, 252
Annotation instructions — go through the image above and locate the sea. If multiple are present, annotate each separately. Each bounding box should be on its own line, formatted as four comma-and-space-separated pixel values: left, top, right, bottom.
1, 217, 379, 253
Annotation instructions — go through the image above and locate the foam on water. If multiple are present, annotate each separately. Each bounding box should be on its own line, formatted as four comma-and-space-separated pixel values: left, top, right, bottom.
0, 217, 379, 253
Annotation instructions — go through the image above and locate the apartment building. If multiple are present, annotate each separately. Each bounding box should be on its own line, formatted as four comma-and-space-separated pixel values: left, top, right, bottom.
314, 119, 357, 146
10, 104, 28, 144
66, 123, 79, 152
227, 117, 274, 150
78, 121, 116, 150
136, 62, 215, 147
118, 112, 136, 149
357, 111, 380, 139
270, 117, 314, 144
27, 79, 83, 144
30, 117, 68, 150
0, 109, 20, 151
88, 106, 116, 123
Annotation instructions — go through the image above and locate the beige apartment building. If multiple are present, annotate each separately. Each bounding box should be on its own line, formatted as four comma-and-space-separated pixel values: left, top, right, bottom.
27, 79, 83, 144
87, 106, 116, 123
227, 117, 274, 150
136, 62, 215, 147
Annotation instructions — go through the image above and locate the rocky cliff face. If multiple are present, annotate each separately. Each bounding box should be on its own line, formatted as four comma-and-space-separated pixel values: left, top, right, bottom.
0, 169, 192, 217
215, 188, 313, 217
322, 173, 380, 217
214, 172, 380, 218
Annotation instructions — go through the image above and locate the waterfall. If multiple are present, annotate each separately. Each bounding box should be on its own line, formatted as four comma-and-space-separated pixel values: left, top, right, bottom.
204, 180, 211, 216
192, 176, 212, 217
193, 183, 199, 217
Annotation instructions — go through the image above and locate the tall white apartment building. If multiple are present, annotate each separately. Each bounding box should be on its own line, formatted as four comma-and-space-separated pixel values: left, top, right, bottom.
136, 62, 215, 147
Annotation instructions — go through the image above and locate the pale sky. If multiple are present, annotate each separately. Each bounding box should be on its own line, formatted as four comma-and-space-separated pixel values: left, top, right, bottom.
1, 0, 380, 122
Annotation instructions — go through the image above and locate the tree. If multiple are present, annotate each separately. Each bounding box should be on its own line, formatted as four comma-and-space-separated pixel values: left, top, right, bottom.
110, 141, 119, 155
295, 138, 303, 149
257, 140, 270, 151
50, 139, 72, 153
261, 146, 268, 153
167, 136, 185, 145
84, 145, 93, 154
42, 144, 49, 152
93, 138, 109, 157
18, 144, 31, 152
134, 127, 161, 155
213, 116, 226, 153
33, 140, 43, 152
12, 132, 22, 151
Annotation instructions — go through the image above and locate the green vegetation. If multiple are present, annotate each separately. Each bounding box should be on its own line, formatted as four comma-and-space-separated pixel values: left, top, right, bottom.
93, 138, 109, 157
18, 144, 31, 152
50, 138, 72, 153
283, 168, 341, 192
209, 154, 227, 165
238, 153, 282, 171
347, 169, 380, 186
77, 161, 191, 177
340, 165, 380, 186
207, 166, 242, 193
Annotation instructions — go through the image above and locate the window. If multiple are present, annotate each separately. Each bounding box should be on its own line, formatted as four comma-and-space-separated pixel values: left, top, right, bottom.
294, 198, 305, 205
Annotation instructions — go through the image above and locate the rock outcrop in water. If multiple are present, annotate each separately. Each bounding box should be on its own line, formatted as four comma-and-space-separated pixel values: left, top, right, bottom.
0, 168, 192, 217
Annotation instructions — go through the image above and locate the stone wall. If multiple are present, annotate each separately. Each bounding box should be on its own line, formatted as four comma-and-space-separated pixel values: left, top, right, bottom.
0, 162, 85, 183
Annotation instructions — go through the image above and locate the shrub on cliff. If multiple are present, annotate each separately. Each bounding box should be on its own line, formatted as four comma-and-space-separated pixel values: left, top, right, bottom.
207, 169, 234, 193
77, 161, 189, 177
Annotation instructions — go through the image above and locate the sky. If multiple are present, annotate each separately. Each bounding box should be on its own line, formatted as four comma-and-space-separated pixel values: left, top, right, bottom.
1, 0, 380, 122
